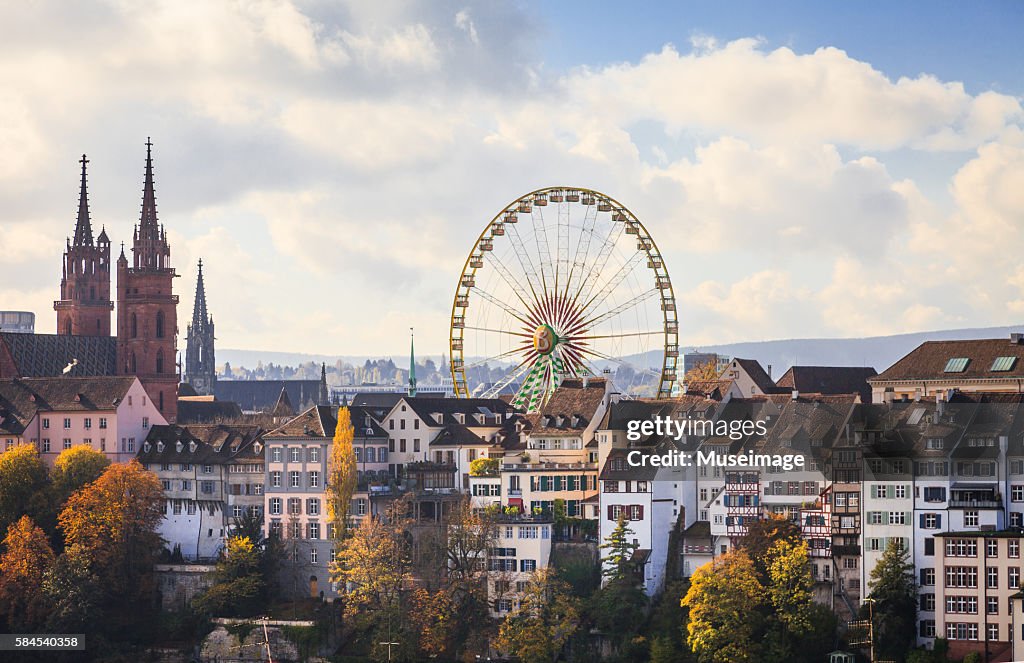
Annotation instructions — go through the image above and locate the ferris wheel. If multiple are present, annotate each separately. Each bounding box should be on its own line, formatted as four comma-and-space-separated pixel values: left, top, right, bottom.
449, 187, 679, 412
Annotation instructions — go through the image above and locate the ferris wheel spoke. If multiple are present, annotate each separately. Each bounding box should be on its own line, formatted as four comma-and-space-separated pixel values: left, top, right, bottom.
571, 329, 665, 341
577, 346, 662, 379
562, 204, 599, 301
566, 288, 659, 336
530, 207, 555, 299
572, 212, 628, 307
481, 359, 535, 399
504, 221, 546, 305
462, 325, 533, 338
463, 345, 533, 371
577, 250, 648, 317
470, 287, 535, 328
486, 250, 542, 316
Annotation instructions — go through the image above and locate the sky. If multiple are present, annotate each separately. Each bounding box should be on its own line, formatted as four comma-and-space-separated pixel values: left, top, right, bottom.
1, 0, 1022, 359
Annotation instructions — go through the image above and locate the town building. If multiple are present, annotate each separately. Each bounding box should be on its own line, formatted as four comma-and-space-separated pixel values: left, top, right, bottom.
487, 515, 554, 617
0, 375, 164, 464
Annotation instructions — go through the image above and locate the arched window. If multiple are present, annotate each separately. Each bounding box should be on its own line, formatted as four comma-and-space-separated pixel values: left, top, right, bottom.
156, 350, 164, 374
156, 311, 165, 338
131, 313, 138, 338
130, 352, 137, 373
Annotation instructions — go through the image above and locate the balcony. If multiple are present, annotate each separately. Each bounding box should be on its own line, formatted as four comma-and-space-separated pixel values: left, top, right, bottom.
949, 499, 1002, 509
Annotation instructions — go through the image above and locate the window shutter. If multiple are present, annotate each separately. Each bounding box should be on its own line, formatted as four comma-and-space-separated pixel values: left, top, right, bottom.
638, 505, 644, 520
937, 514, 942, 529
920, 514, 926, 528
607, 505, 614, 521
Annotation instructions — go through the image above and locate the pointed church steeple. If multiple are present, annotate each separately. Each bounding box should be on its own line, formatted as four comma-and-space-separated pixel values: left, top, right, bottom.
319, 363, 329, 406
139, 137, 159, 239
408, 327, 417, 397
193, 259, 208, 323
73, 154, 93, 246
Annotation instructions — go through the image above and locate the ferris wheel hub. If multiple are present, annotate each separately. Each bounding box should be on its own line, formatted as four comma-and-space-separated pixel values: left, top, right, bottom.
532, 323, 559, 356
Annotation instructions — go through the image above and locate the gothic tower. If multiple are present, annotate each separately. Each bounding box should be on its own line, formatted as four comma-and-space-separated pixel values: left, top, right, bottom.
184, 259, 216, 395
55, 155, 113, 336
117, 139, 179, 421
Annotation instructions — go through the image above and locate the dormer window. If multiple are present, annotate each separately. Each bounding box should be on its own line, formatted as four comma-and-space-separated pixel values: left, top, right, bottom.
555, 416, 565, 427
455, 413, 465, 424
157, 441, 164, 452
433, 413, 443, 425
175, 441, 183, 453
570, 415, 580, 427
944, 357, 970, 373
189, 441, 197, 453
143, 442, 151, 453
254, 442, 263, 455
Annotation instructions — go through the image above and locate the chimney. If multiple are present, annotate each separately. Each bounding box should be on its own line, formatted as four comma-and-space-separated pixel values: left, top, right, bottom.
936, 392, 945, 418
791, 390, 799, 401
583, 375, 589, 388
1012, 333, 1023, 345
883, 389, 894, 405
767, 364, 772, 379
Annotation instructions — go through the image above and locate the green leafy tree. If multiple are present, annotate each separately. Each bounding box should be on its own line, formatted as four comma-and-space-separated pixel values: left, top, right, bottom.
682, 551, 764, 663
600, 513, 639, 579
43, 546, 103, 634
193, 536, 264, 617
0, 444, 48, 537
865, 539, 917, 662
495, 567, 582, 663
326, 406, 358, 539
0, 516, 55, 631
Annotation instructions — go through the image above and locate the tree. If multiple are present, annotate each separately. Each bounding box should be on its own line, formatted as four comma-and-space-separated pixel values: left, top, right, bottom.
495, 567, 582, 663
51, 444, 110, 501
42, 546, 103, 634
469, 457, 500, 476
684, 359, 721, 382
331, 498, 413, 637
736, 515, 802, 579
682, 552, 764, 663
593, 514, 647, 647
326, 406, 358, 539
0, 516, 55, 631
763, 539, 813, 660
193, 536, 265, 617
57, 460, 165, 632
0, 444, 48, 537
865, 539, 916, 661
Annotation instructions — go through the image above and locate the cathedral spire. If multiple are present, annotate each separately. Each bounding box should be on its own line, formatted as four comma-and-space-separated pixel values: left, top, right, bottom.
74, 154, 93, 246
139, 137, 159, 239
192, 258, 208, 325
408, 327, 417, 397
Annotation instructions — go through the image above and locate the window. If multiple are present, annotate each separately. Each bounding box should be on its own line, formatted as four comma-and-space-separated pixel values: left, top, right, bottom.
232, 505, 243, 519
520, 560, 537, 572
944, 357, 970, 372
965, 511, 979, 528
288, 498, 301, 515
290, 471, 301, 488
99, 417, 107, 429
173, 501, 182, 515
63, 418, 71, 429
945, 623, 978, 641
181, 480, 191, 491
894, 484, 907, 499
271, 471, 282, 488
945, 567, 978, 588
63, 438, 72, 450
309, 447, 320, 463
988, 623, 1000, 642
992, 356, 1018, 371
308, 498, 321, 516
1013, 485, 1024, 502
923, 513, 940, 529
873, 485, 889, 499
988, 566, 999, 589
604, 481, 619, 493
921, 594, 935, 611
988, 596, 999, 615
41, 439, 50, 452
1011, 567, 1020, 589
42, 418, 49, 429
84, 417, 92, 429
272, 448, 282, 463
187, 502, 197, 515
988, 540, 999, 557
201, 481, 214, 494
945, 596, 978, 614
127, 437, 136, 452
310, 548, 319, 564
203, 464, 213, 474
945, 539, 978, 557
921, 568, 935, 586
161, 480, 171, 491
889, 512, 907, 525
309, 471, 320, 488
921, 621, 936, 638
290, 448, 301, 463
1011, 540, 1021, 558
309, 522, 320, 539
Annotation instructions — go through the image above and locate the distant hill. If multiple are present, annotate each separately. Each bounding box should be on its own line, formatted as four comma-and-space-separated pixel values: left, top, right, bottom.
220, 325, 1024, 379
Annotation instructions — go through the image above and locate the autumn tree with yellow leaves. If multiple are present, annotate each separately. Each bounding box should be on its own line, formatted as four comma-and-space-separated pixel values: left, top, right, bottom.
326, 406, 358, 539
0, 515, 55, 631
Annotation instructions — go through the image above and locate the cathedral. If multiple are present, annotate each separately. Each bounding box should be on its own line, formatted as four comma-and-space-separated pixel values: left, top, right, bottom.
183, 258, 216, 395
0, 140, 181, 422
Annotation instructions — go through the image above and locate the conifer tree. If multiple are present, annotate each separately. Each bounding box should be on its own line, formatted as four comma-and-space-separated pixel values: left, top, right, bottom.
600, 512, 638, 579
866, 539, 916, 661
